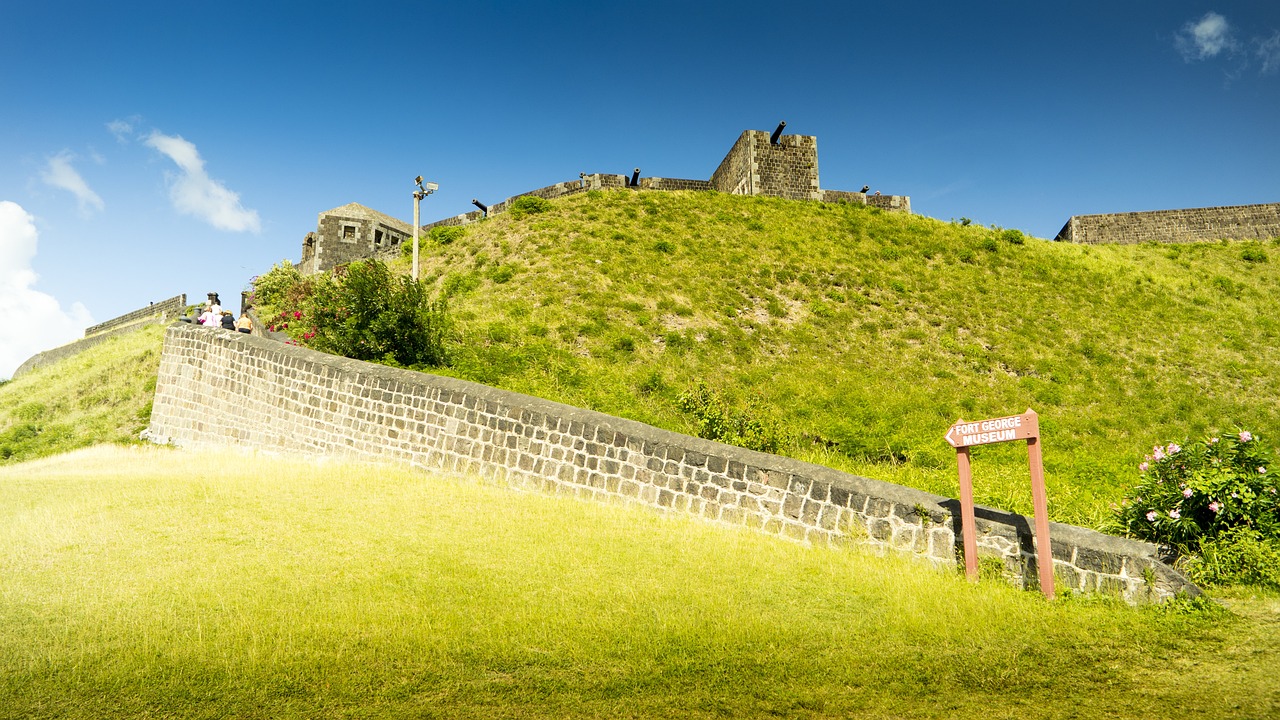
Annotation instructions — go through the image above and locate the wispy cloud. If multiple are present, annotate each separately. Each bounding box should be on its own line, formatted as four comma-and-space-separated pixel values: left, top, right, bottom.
1175, 12, 1280, 80
144, 131, 261, 233
0, 201, 94, 379
107, 116, 141, 143
1177, 12, 1238, 61
39, 150, 105, 215
1259, 31, 1280, 75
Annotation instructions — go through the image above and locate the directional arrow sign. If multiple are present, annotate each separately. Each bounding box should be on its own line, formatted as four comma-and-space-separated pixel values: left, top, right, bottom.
945, 410, 1039, 448
946, 408, 1054, 599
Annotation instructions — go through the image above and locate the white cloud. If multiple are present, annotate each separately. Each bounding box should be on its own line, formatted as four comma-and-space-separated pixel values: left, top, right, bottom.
39, 150, 105, 216
1177, 12, 1238, 61
144, 131, 261, 233
0, 201, 94, 380
1259, 31, 1280, 75
107, 116, 140, 143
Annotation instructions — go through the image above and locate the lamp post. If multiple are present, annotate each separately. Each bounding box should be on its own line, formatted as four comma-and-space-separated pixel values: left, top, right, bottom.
412, 176, 438, 281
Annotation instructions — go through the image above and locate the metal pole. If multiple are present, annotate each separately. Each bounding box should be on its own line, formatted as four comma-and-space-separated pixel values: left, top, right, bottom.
412, 191, 420, 281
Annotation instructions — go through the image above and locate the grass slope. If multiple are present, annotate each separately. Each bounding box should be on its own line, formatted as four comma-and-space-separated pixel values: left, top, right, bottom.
0, 324, 164, 465
366, 189, 1280, 529
3, 446, 1278, 719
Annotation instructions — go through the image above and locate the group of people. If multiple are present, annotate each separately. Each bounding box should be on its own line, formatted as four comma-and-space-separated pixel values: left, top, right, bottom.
187, 292, 253, 333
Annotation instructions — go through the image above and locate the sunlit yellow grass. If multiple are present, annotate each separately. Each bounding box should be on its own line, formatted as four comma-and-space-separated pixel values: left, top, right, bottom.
2, 445, 1278, 718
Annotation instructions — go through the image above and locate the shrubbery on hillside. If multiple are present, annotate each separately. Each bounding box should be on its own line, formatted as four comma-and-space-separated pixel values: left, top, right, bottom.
1116, 431, 1280, 588
257, 260, 450, 369
248, 260, 302, 308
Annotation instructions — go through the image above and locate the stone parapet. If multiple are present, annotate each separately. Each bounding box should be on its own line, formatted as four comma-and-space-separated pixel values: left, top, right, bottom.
13, 320, 163, 379
146, 323, 1197, 602
84, 294, 187, 338
1056, 203, 1280, 244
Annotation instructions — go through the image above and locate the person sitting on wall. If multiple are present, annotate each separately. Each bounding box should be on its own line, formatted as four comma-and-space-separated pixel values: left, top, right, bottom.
235, 312, 253, 334
198, 305, 216, 326
207, 292, 222, 317
219, 311, 236, 330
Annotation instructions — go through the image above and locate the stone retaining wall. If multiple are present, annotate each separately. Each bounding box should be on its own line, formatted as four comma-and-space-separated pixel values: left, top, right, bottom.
145, 323, 1197, 602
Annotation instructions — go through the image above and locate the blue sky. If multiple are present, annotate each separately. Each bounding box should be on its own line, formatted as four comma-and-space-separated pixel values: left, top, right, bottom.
2, 1, 1279, 377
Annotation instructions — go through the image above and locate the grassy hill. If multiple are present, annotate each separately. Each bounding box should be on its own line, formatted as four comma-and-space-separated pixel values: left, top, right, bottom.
0, 324, 164, 465
332, 189, 1280, 530
4, 446, 1277, 719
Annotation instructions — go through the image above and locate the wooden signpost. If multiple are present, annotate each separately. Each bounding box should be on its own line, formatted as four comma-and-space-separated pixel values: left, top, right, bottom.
945, 409, 1054, 599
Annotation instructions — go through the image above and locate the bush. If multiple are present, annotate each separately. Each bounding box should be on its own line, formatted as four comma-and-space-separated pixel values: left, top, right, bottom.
508, 195, 553, 219
250, 260, 303, 309
677, 382, 787, 454
297, 260, 450, 368
1116, 431, 1279, 559
1241, 246, 1268, 264
400, 226, 466, 257
1180, 528, 1280, 589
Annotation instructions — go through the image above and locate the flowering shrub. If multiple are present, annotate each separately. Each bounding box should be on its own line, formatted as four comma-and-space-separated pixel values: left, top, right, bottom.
300, 260, 450, 368
1116, 431, 1279, 554
259, 259, 449, 369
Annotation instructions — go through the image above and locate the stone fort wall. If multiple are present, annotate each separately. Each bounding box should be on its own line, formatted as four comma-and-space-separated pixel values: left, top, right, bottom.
145, 323, 1196, 602
1056, 203, 1280, 244
13, 294, 187, 379
84, 294, 187, 337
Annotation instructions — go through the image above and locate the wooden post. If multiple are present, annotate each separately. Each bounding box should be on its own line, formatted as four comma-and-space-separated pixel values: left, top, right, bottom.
956, 444, 978, 581
1025, 416, 1054, 599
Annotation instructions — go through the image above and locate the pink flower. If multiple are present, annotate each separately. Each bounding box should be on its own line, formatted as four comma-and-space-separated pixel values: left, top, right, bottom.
1240, 431, 1253, 442
1153, 446, 1166, 461
1209, 501, 1221, 513
294, 310, 302, 319
1146, 511, 1158, 522
1210, 437, 1219, 444
1169, 509, 1181, 519
1182, 488, 1193, 498
1260, 467, 1268, 474
1139, 461, 1150, 472
1168, 443, 1181, 455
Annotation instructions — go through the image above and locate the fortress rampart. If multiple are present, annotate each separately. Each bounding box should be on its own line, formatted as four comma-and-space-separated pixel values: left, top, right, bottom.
84, 294, 187, 337
13, 294, 187, 379
146, 323, 1196, 602
301, 128, 911, 275
1056, 203, 1280, 244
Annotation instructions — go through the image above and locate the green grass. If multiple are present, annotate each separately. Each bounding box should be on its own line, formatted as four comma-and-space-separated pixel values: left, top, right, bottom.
349, 190, 1280, 531
2, 446, 1278, 719
0, 324, 164, 465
